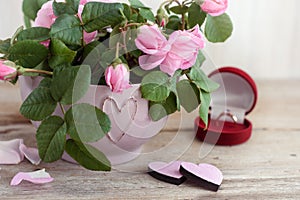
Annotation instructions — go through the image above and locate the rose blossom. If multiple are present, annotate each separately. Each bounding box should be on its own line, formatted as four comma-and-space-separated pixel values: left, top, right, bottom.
0, 60, 17, 81
200, 0, 228, 16
105, 64, 131, 93
135, 25, 170, 71
161, 25, 205, 75
34, 0, 109, 45
135, 24, 169, 55
136, 25, 205, 76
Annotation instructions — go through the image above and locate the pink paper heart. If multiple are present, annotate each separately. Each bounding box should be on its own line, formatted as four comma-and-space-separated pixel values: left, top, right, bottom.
180, 162, 223, 191
148, 161, 186, 185
103, 97, 137, 142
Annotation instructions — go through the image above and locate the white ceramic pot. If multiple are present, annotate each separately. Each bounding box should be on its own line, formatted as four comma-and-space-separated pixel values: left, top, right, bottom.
18, 76, 167, 165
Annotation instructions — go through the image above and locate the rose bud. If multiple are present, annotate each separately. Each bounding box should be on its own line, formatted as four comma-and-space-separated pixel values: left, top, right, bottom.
105, 63, 131, 93
199, 0, 228, 16
0, 60, 18, 81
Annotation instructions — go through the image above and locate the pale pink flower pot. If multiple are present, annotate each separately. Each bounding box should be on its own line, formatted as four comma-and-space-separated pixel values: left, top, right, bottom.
19, 76, 167, 165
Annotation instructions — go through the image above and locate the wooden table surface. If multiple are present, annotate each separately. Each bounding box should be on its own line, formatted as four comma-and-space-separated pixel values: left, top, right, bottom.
0, 80, 300, 199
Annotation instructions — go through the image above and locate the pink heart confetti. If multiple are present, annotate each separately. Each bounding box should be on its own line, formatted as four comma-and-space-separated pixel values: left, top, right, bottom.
148, 161, 186, 185
10, 169, 54, 186
180, 162, 223, 191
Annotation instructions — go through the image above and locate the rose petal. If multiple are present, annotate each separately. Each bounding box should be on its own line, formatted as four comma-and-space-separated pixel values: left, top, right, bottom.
0, 139, 41, 165
19, 144, 41, 165
135, 25, 168, 55
139, 54, 166, 71
0, 139, 24, 164
10, 169, 54, 186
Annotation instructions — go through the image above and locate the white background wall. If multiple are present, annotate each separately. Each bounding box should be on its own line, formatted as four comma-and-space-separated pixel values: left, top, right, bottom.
1, 0, 299, 79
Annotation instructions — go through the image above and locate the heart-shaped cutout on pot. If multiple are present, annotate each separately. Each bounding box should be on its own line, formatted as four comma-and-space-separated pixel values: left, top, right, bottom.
180, 162, 223, 191
103, 96, 138, 142
148, 161, 186, 185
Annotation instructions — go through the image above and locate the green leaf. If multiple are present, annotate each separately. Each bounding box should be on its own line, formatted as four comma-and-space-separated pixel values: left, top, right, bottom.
53, 0, 80, 16
109, 25, 122, 49
199, 90, 211, 127
82, 41, 107, 85
169, 70, 181, 111
51, 65, 91, 105
205, 13, 233, 43
131, 13, 144, 23
128, 0, 155, 22
122, 3, 132, 20
139, 8, 156, 22
128, 0, 149, 9
11, 26, 24, 45
131, 66, 150, 77
22, 0, 48, 20
24, 15, 32, 29
166, 16, 181, 32
65, 139, 111, 171
188, 66, 219, 93
50, 14, 83, 46
194, 50, 206, 68
65, 104, 111, 143
20, 87, 57, 121
188, 2, 207, 28
8, 40, 48, 68
141, 71, 170, 102
170, 5, 188, 15
149, 92, 177, 121
100, 48, 118, 68
0, 39, 11, 54
49, 38, 77, 69
17, 27, 50, 42
37, 116, 67, 162
38, 77, 52, 89
176, 80, 200, 113
165, 4, 171, 15
82, 2, 124, 33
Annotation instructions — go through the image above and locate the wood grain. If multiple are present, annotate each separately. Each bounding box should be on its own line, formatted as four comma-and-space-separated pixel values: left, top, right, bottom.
0, 80, 300, 199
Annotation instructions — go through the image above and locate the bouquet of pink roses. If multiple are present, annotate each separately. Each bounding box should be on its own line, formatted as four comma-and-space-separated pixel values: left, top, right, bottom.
0, 0, 232, 170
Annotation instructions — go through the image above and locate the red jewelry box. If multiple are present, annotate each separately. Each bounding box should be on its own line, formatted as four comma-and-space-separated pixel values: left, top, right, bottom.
195, 67, 258, 146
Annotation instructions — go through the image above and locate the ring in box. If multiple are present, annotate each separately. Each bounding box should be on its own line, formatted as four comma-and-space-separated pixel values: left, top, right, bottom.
195, 67, 258, 146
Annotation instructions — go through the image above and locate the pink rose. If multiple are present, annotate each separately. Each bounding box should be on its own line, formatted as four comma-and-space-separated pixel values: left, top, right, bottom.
136, 25, 205, 76
0, 60, 17, 81
135, 25, 170, 71
105, 64, 131, 93
34, 1, 59, 29
200, 0, 228, 16
135, 25, 169, 55
161, 25, 205, 75
34, 0, 102, 45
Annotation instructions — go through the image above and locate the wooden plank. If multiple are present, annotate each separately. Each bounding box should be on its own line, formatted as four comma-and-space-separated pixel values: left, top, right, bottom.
0, 128, 300, 199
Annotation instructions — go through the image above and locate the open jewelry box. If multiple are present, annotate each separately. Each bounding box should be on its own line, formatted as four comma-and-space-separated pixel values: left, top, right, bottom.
195, 67, 258, 145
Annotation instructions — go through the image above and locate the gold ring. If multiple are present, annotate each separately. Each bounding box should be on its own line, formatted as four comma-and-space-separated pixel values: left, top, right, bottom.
216, 109, 238, 123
